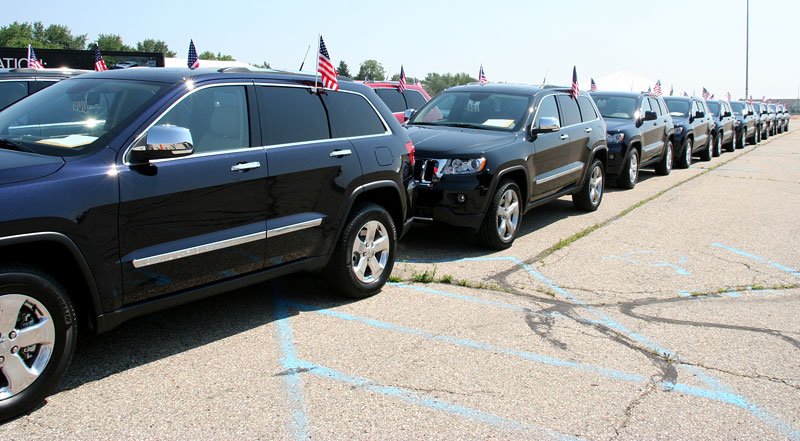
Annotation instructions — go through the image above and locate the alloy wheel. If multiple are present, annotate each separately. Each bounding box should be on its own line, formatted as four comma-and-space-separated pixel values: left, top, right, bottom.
0, 294, 55, 400
629, 152, 639, 185
350, 220, 390, 284
589, 165, 604, 206
495, 188, 520, 241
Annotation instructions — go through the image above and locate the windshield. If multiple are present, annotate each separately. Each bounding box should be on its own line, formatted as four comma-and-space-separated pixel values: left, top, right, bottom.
731, 102, 746, 114
767, 104, 776, 112
0, 78, 169, 156
663, 98, 690, 117
592, 96, 637, 119
409, 91, 531, 131
707, 102, 721, 115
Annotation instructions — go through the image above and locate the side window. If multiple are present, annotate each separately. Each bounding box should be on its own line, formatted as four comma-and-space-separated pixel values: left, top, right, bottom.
258, 86, 329, 145
648, 98, 662, 116
535, 95, 559, 126
0, 81, 29, 110
374, 88, 406, 112
640, 98, 652, 113
403, 90, 428, 110
154, 85, 249, 153
577, 96, 598, 122
691, 101, 700, 115
29, 81, 58, 94
324, 92, 387, 138
555, 94, 581, 127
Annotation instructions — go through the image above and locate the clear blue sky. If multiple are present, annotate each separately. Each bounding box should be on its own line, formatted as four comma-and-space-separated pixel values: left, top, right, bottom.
6, 0, 800, 98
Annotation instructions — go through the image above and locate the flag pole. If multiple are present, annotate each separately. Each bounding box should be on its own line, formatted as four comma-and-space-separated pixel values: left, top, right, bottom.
314, 34, 320, 92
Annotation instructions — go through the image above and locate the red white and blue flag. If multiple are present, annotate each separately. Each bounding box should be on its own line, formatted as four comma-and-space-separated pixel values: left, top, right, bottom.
726, 92, 731, 102
702, 87, 710, 100
653, 80, 662, 96
570, 66, 579, 99
398, 65, 406, 92
187, 40, 200, 70
27, 45, 44, 70
590, 78, 597, 92
94, 45, 108, 71
317, 35, 339, 91
478, 65, 487, 85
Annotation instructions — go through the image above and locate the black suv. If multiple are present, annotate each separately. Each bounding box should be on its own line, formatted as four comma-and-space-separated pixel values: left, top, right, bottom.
590, 91, 674, 189
0, 68, 88, 110
730, 100, 758, 146
662, 96, 713, 167
405, 84, 607, 249
706, 99, 736, 155
754, 102, 771, 140
0, 67, 415, 419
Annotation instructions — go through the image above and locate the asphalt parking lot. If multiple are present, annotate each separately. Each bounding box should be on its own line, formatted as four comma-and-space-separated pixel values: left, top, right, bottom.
2, 125, 799, 440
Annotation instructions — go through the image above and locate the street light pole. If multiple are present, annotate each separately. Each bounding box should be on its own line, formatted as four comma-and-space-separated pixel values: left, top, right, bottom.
745, 0, 750, 99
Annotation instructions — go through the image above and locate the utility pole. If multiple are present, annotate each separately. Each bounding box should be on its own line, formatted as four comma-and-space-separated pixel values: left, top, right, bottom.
745, 0, 750, 99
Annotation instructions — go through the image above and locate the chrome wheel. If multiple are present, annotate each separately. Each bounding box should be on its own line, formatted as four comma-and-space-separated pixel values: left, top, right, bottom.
715, 135, 722, 156
589, 165, 604, 206
0, 294, 55, 400
495, 188, 520, 241
666, 143, 673, 172
628, 152, 639, 184
685, 138, 693, 165
350, 220, 390, 284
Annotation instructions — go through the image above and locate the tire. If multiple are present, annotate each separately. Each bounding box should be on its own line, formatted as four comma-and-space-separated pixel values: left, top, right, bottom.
0, 267, 77, 422
755, 128, 761, 144
737, 130, 746, 149
700, 135, 713, 161
616, 148, 639, 189
572, 159, 604, 212
676, 137, 693, 169
654, 140, 673, 176
477, 181, 522, 250
323, 203, 396, 298
726, 132, 736, 152
712, 133, 722, 157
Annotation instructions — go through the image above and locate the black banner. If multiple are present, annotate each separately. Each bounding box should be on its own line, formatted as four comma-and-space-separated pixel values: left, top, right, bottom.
0, 47, 165, 70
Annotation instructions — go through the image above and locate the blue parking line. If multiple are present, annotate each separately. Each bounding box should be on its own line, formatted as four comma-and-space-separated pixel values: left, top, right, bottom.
712, 243, 800, 276
273, 299, 310, 441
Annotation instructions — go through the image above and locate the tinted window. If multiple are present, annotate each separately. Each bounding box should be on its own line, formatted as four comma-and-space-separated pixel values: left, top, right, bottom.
648, 98, 662, 116
592, 95, 637, 119
404, 90, 428, 110
577, 96, 598, 121
29, 80, 58, 94
0, 81, 29, 110
324, 91, 386, 138
258, 86, 329, 145
375, 88, 406, 112
535, 95, 559, 125
556, 95, 581, 127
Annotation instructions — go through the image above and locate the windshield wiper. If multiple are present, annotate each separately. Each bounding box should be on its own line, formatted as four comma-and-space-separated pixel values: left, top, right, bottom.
443, 122, 492, 130
0, 138, 32, 153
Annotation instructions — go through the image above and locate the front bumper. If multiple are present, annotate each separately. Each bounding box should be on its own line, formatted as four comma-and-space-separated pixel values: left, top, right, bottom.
605, 141, 628, 177
412, 173, 490, 231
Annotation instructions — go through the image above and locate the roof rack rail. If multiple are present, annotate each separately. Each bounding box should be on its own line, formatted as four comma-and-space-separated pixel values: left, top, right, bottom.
217, 66, 253, 73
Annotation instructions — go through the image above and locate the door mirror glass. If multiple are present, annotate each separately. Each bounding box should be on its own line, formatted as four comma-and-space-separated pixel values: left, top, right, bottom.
130, 125, 195, 162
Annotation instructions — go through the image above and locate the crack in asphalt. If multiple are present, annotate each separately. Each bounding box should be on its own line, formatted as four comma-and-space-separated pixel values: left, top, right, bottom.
678, 361, 800, 391
611, 374, 661, 441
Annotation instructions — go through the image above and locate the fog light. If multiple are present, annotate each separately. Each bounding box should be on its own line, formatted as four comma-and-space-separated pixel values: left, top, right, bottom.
457, 194, 466, 203
609, 153, 615, 160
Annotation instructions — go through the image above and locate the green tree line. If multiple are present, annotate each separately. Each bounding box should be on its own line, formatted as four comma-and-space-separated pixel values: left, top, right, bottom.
344, 58, 476, 96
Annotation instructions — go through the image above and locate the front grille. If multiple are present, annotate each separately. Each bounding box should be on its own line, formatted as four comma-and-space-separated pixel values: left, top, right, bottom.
413, 159, 443, 184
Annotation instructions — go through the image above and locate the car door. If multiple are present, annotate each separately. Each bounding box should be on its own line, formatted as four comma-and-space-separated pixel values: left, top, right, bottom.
256, 85, 363, 268
530, 94, 579, 198
118, 84, 268, 304
639, 98, 659, 162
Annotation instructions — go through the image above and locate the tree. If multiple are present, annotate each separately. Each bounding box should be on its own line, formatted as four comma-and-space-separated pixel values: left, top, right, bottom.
355, 59, 385, 81
422, 72, 476, 96
251, 61, 271, 69
0, 21, 86, 49
91, 34, 132, 52
136, 39, 176, 57
337, 61, 351, 78
198, 51, 236, 61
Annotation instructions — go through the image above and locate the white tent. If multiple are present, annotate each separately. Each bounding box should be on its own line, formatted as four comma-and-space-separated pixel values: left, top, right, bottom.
163, 57, 250, 69
594, 70, 654, 93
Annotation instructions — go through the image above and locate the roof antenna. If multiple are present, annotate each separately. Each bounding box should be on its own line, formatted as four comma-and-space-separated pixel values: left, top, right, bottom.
298, 44, 311, 71
541, 68, 548, 86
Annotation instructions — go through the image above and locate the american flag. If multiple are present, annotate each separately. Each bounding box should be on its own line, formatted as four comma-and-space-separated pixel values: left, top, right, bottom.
683, 91, 689, 97
27, 45, 44, 70
187, 39, 200, 70
726, 92, 731, 102
570, 66, 579, 99
317, 35, 339, 91
94, 45, 108, 71
590, 78, 597, 92
479, 65, 487, 85
398, 65, 406, 92
702, 87, 710, 100
670, 84, 674, 96
653, 80, 662, 96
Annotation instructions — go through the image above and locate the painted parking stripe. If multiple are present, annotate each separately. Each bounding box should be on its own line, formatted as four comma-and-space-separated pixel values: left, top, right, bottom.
274, 299, 311, 441
712, 243, 800, 276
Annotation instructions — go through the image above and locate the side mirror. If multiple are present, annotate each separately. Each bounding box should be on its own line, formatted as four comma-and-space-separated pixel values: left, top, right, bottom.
403, 108, 415, 122
747, 111, 754, 116
694, 111, 705, 119
643, 110, 657, 121
130, 125, 194, 163
532, 116, 560, 135
724, 111, 732, 118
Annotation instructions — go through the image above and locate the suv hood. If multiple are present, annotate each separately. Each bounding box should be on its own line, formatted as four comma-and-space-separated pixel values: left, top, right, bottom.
406, 125, 518, 157
0, 150, 65, 185
605, 119, 634, 132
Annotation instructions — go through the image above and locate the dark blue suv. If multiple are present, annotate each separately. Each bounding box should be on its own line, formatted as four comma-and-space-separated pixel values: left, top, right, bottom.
0, 67, 415, 419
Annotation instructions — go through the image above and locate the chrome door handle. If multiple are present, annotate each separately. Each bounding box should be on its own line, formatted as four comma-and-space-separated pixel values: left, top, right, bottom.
329, 149, 352, 158
584, 128, 593, 133
559, 134, 570, 140
231, 161, 261, 172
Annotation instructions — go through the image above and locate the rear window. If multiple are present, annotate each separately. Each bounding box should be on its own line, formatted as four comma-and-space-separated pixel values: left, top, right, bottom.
0, 81, 29, 110
324, 92, 387, 138
375, 88, 406, 112
257, 86, 330, 145
404, 90, 428, 110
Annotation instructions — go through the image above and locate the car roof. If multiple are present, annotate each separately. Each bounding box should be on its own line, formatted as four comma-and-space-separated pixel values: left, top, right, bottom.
590, 91, 657, 99
444, 83, 548, 95
0, 68, 90, 80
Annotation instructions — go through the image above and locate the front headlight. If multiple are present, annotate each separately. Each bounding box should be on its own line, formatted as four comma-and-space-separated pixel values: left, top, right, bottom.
440, 158, 487, 175
606, 133, 625, 144
674, 126, 685, 135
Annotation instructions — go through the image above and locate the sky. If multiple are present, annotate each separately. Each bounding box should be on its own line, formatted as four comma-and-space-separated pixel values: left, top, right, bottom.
6, 0, 800, 98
